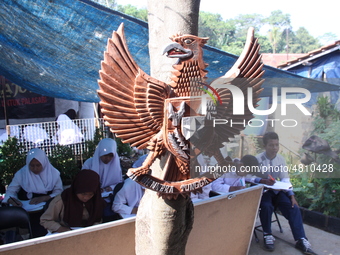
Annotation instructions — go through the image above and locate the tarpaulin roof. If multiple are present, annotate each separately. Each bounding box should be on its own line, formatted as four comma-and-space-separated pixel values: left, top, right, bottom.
1, 0, 340, 102
279, 50, 340, 107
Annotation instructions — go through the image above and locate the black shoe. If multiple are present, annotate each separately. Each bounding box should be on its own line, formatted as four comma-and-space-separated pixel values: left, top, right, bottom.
295, 238, 317, 255
263, 234, 275, 251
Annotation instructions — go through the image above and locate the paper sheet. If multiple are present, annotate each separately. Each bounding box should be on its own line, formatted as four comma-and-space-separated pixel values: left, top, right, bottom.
119, 213, 136, 219
263, 181, 292, 190
20, 200, 46, 212
101, 191, 113, 198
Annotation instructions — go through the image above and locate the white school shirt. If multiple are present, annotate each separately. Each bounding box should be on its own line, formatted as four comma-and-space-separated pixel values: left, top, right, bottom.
82, 138, 123, 190
56, 114, 83, 145
3, 148, 63, 203
255, 152, 294, 196
112, 178, 144, 217
211, 172, 245, 194
190, 183, 212, 202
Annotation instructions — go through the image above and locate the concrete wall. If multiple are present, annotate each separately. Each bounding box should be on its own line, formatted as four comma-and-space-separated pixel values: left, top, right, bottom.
0, 185, 263, 255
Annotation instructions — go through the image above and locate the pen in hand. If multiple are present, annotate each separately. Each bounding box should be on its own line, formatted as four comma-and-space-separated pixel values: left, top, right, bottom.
9, 196, 23, 207
268, 174, 276, 185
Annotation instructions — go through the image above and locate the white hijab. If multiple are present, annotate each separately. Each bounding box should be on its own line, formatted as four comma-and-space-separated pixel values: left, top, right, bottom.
83, 138, 122, 188
21, 148, 61, 199
122, 178, 144, 207
56, 114, 83, 145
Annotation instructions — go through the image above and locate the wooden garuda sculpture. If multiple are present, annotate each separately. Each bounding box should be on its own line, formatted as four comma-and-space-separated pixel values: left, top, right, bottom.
97, 23, 264, 199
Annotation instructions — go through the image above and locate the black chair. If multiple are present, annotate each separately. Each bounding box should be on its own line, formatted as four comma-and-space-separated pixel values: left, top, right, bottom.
0, 206, 33, 241
253, 209, 283, 243
246, 181, 283, 242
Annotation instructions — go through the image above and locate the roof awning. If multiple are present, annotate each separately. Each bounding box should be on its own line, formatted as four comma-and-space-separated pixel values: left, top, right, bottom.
1, 0, 339, 102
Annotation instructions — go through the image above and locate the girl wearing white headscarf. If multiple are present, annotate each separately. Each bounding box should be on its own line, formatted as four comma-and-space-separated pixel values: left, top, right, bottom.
56, 114, 83, 145
82, 138, 123, 192
112, 178, 144, 218
3, 148, 63, 205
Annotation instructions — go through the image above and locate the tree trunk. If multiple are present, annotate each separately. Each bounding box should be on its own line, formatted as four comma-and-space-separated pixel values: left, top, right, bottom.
147, 0, 200, 80
135, 1, 200, 254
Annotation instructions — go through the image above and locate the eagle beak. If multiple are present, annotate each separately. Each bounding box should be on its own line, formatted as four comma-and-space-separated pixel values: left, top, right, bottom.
162, 43, 193, 59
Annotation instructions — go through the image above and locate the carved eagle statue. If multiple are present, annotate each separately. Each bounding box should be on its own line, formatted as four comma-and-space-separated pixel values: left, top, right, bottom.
97, 23, 264, 199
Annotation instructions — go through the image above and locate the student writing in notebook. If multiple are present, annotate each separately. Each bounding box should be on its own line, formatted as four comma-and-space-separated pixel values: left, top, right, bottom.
251, 132, 316, 255
40, 170, 105, 233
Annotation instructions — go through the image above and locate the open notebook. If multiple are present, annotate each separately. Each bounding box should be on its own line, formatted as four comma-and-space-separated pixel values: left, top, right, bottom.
21, 200, 46, 212
263, 181, 292, 190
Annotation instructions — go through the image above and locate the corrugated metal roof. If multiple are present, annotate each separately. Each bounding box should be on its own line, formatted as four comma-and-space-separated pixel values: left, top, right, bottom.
278, 41, 340, 70
261, 54, 305, 68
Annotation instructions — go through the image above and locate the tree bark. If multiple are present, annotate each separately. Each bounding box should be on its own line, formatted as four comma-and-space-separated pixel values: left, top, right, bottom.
135, 1, 200, 254
147, 0, 200, 81
135, 158, 195, 255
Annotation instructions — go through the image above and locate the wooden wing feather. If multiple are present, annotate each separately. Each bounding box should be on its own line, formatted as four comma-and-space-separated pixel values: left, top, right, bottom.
210, 27, 265, 141
97, 23, 169, 149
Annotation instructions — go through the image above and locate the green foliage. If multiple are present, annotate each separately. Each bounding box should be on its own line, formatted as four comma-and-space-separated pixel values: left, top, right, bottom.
82, 128, 132, 158
231, 13, 263, 40
198, 12, 236, 50
90, 0, 117, 9
290, 173, 315, 207
90, 1, 147, 22
318, 32, 338, 45
0, 137, 26, 186
267, 27, 281, 54
264, 10, 291, 27
312, 117, 328, 134
248, 134, 263, 155
111, 2, 323, 54
318, 96, 339, 119
313, 96, 340, 133
48, 145, 80, 185
291, 27, 321, 53
319, 121, 340, 150
221, 41, 245, 56
117, 4, 148, 22
293, 176, 340, 218
291, 96, 340, 218
309, 179, 340, 217
0, 128, 107, 186
116, 137, 132, 157
82, 127, 106, 161
257, 34, 273, 53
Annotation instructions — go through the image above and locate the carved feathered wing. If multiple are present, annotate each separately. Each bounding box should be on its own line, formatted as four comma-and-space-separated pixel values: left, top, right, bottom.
97, 23, 169, 149
210, 27, 265, 142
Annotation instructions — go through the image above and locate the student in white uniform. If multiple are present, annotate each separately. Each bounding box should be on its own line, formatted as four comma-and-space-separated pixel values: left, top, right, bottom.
3, 148, 63, 206
82, 138, 123, 193
251, 132, 316, 254
3, 148, 63, 237
190, 154, 213, 202
211, 155, 257, 194
82, 138, 123, 219
56, 113, 83, 145
112, 178, 144, 218
112, 154, 146, 218
40, 170, 105, 233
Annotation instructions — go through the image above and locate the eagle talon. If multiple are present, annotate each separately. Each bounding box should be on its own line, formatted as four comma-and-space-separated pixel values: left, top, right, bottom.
128, 166, 151, 177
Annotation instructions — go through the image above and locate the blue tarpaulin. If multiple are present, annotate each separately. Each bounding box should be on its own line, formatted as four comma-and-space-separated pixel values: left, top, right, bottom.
284, 51, 340, 107
1, 0, 340, 102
